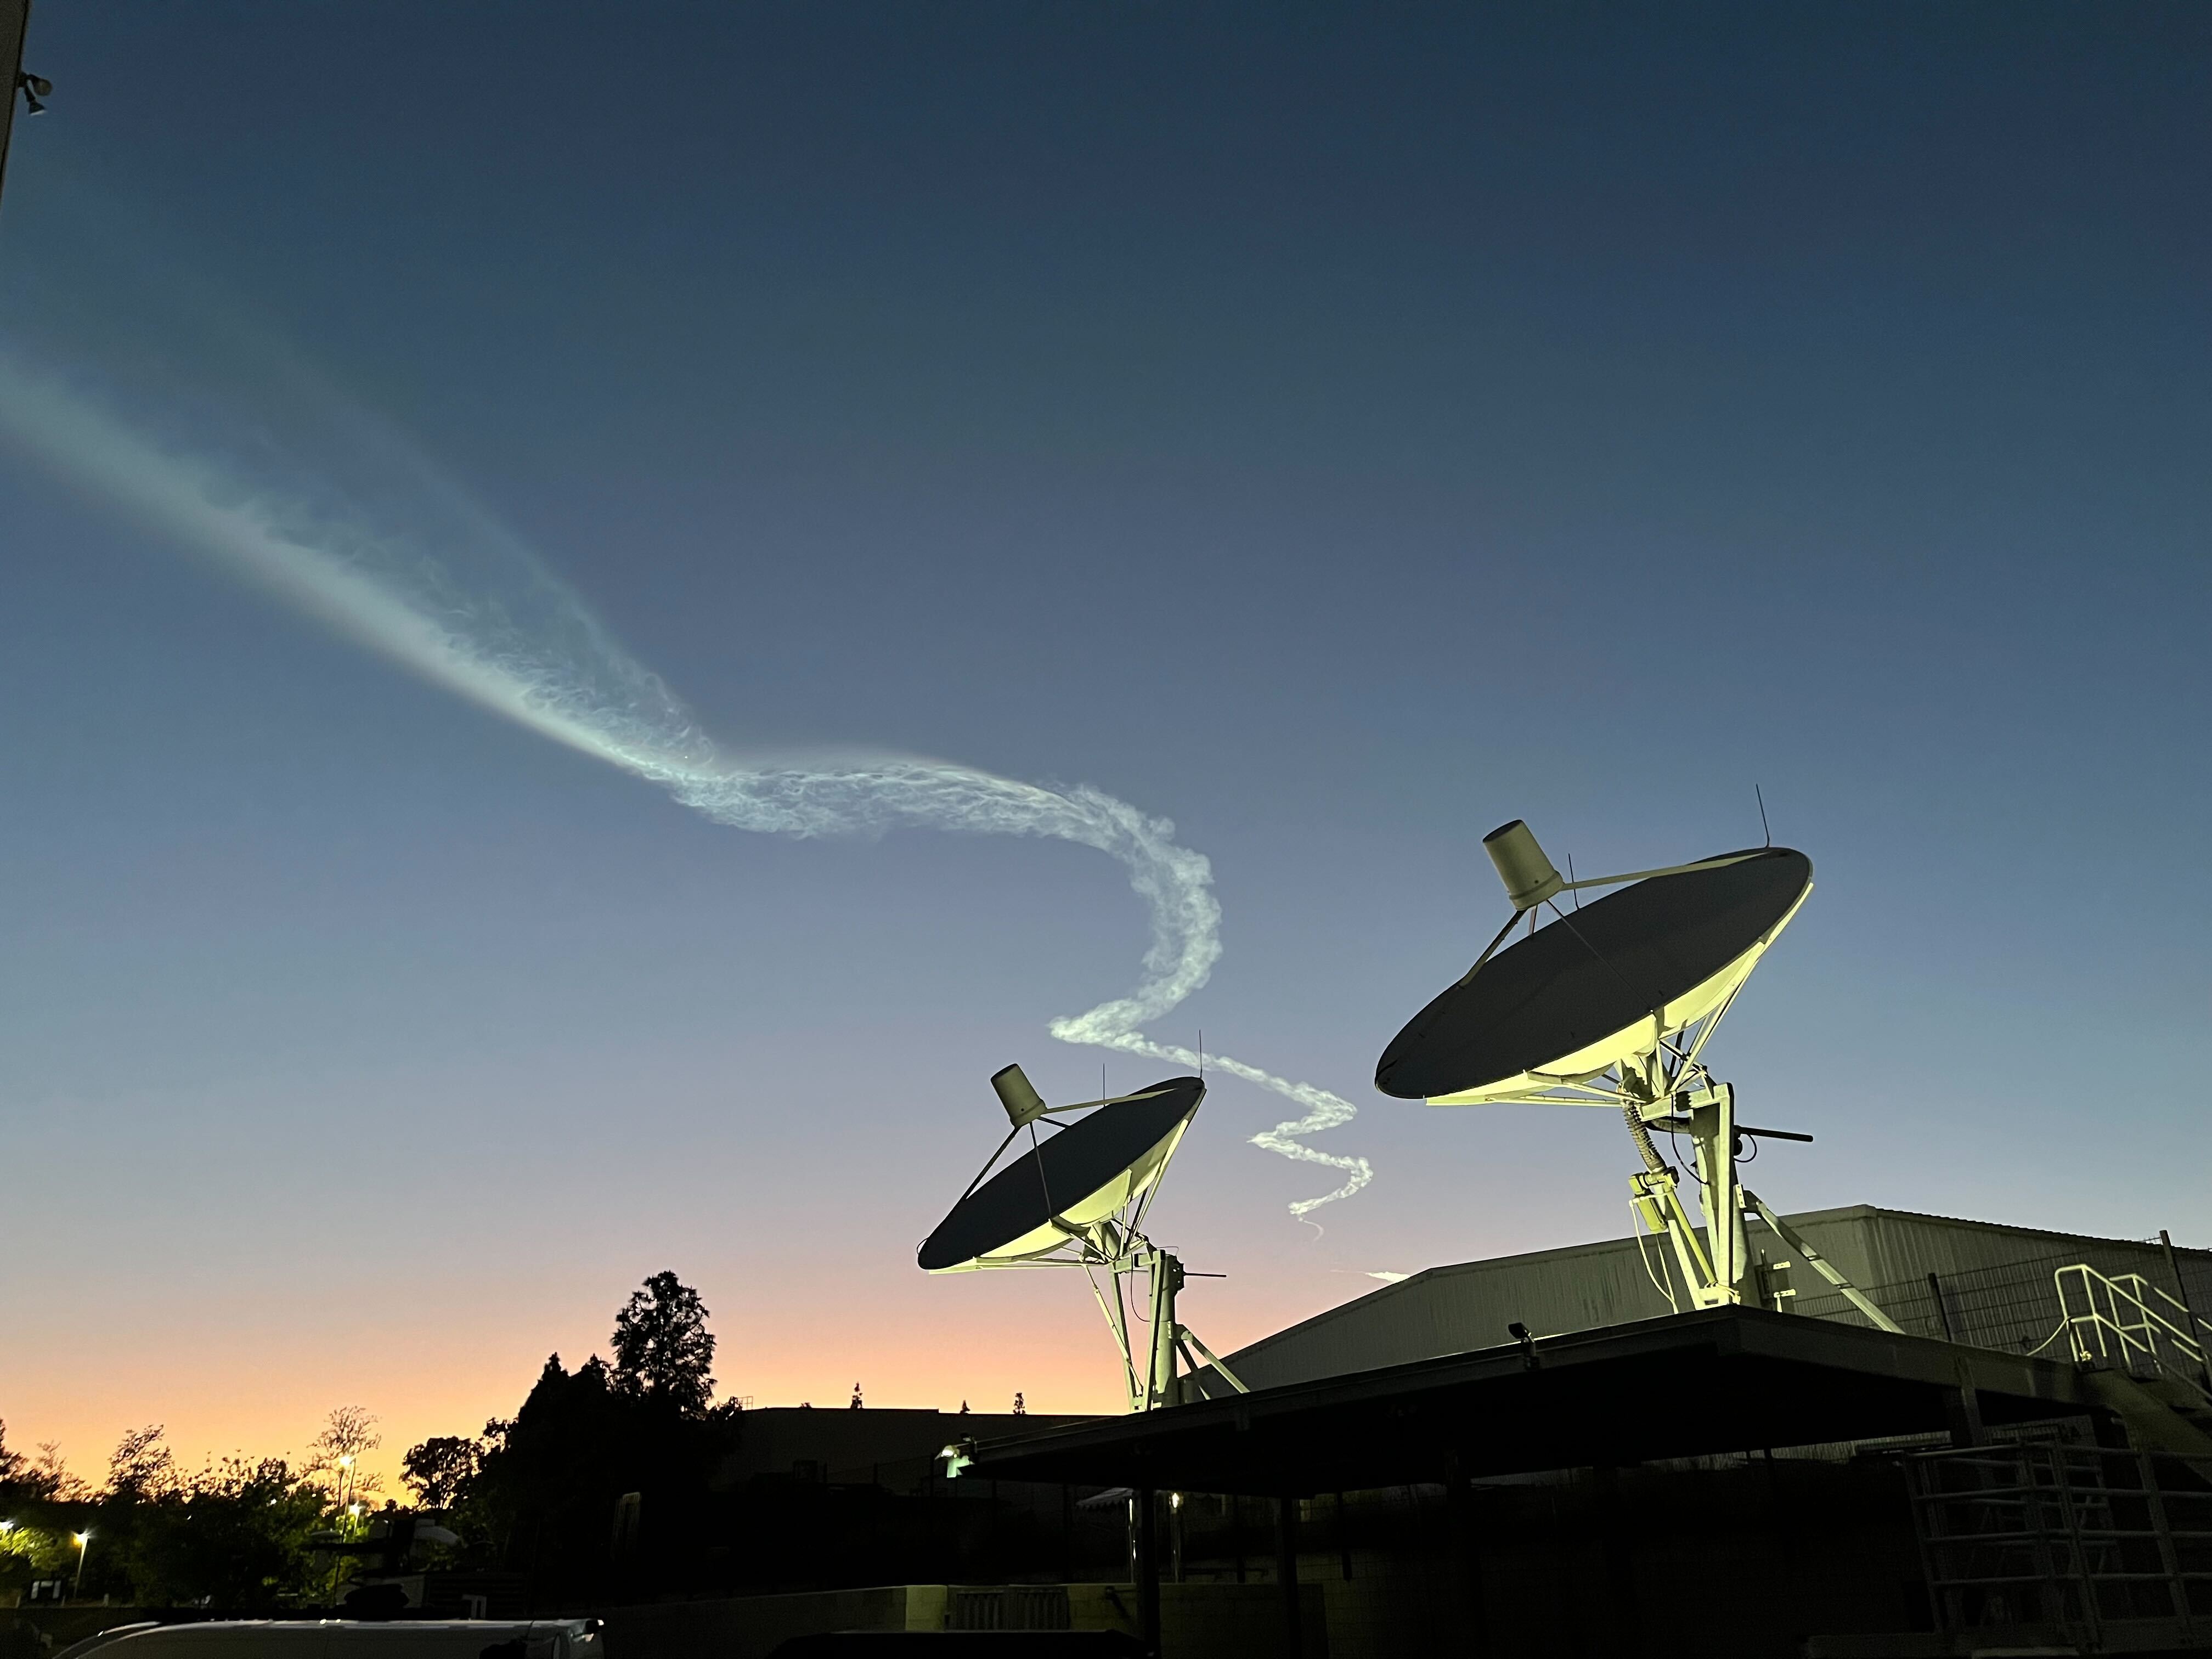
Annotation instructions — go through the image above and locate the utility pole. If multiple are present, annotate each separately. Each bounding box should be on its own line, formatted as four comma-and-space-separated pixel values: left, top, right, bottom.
1, 0, 49, 219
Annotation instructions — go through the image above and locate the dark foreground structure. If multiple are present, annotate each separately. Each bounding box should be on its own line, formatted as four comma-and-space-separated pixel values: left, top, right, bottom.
550, 1212, 2211, 1658
20, 1212, 2197, 1659
967, 1306, 2090, 1491
554, 1212, 2207, 1656
932, 1214, 2212, 1659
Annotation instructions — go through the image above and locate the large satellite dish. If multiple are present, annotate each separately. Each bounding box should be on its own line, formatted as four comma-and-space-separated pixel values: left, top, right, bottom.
919, 1067, 1249, 1414
1377, 845, 1811, 1104
1376, 820, 1900, 1331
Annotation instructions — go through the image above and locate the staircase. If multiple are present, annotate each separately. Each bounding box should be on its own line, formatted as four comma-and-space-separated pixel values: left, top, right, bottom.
1882, 1266, 2212, 1652
2083, 1370, 2212, 1463
2143, 1375, 2212, 1432
2053, 1261, 2212, 1460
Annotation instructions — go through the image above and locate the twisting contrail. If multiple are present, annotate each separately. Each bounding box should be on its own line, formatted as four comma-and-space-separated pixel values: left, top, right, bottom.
0, 350, 1373, 1219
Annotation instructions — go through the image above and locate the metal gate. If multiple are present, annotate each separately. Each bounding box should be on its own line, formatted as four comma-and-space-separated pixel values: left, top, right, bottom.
1905, 1435, 2211, 1643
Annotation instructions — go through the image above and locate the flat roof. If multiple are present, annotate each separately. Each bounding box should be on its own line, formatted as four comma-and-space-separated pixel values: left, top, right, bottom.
954, 1305, 2092, 1496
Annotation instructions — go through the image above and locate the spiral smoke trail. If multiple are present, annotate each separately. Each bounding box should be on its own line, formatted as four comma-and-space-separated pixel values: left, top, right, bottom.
0, 351, 1373, 1219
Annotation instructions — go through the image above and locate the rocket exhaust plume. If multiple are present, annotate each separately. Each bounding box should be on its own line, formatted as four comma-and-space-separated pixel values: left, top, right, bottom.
0, 349, 1373, 1220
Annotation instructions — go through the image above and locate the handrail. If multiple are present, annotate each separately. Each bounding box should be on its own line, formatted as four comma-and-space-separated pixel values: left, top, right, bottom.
2133, 1268, 2212, 1345
2054, 1262, 2212, 1409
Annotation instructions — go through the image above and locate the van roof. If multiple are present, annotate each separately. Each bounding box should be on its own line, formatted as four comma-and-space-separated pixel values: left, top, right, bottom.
116, 1623, 597, 1639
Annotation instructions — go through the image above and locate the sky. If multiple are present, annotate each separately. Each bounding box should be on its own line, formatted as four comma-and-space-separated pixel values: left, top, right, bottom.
0, 2, 2204, 1495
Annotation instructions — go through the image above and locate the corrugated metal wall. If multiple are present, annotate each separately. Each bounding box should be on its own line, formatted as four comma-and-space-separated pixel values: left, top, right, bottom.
1791, 1210, 2212, 1356
1217, 1206, 2211, 1391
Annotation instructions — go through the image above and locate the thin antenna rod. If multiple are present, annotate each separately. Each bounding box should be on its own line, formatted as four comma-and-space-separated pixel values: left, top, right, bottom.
1198, 1030, 1205, 1080
1754, 785, 1771, 848
1567, 853, 1581, 910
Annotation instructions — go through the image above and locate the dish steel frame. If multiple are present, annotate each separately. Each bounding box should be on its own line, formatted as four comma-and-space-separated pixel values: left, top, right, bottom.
1421, 823, 1900, 1330
930, 1071, 1250, 1414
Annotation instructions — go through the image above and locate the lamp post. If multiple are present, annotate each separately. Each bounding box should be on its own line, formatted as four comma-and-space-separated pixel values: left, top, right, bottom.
72, 1531, 90, 1599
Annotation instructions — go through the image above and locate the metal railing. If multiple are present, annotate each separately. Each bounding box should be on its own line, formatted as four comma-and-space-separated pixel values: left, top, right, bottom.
2055, 1265, 2212, 1407
1906, 1435, 2212, 1638
1791, 1246, 2212, 1365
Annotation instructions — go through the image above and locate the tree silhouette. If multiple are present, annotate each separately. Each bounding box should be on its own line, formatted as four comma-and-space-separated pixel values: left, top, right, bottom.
610, 1271, 716, 1416
453, 1347, 739, 1602
306, 1406, 383, 1505
400, 1436, 483, 1507
107, 1425, 178, 1499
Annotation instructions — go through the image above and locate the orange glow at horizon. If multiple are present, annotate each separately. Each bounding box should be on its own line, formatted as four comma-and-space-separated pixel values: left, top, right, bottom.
0, 1279, 1276, 1498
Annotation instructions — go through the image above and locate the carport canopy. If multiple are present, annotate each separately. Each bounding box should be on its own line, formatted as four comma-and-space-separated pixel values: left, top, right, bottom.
952, 1305, 2092, 1496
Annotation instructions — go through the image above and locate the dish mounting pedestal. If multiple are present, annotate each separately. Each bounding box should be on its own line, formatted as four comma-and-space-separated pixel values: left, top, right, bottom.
1089, 1232, 1250, 1413
1623, 1072, 1899, 1330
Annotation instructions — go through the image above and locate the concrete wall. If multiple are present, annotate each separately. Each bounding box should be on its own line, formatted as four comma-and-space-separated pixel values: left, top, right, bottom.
599, 1587, 927, 1658
595, 1582, 1325, 1659
1795, 1208, 2212, 1352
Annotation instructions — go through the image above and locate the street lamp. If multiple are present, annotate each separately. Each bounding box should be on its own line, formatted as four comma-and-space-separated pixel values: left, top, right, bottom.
72, 1531, 91, 1599
337, 1454, 354, 1513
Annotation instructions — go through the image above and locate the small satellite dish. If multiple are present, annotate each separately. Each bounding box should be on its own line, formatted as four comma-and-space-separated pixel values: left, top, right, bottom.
919, 1076, 1203, 1272
1375, 820, 1900, 1334
919, 1068, 1248, 1413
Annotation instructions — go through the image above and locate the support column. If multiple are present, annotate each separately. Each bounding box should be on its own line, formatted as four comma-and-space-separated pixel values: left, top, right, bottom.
1928, 1272, 1955, 1341
1443, 1451, 1486, 1658
1136, 1485, 1161, 1659
1276, 1493, 1303, 1659
1689, 1084, 1745, 1302
1945, 1357, 1987, 1448
2160, 1229, 2210, 1389
1147, 1250, 1184, 1410
1590, 1464, 1636, 1646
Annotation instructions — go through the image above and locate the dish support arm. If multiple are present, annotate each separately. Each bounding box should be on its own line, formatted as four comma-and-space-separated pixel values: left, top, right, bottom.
1742, 1188, 1904, 1334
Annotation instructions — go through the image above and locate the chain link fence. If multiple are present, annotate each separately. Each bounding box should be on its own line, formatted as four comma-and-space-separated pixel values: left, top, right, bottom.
1796, 1244, 2205, 1357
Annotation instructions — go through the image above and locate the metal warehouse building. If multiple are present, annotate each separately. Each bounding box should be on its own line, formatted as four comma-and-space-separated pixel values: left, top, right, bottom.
1215, 1204, 2211, 1392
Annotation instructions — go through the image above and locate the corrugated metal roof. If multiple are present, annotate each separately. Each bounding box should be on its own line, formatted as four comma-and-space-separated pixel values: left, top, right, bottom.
1215, 1204, 2210, 1392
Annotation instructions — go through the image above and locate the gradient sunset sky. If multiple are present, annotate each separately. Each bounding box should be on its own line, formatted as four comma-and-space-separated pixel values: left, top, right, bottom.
0, 2, 2204, 1492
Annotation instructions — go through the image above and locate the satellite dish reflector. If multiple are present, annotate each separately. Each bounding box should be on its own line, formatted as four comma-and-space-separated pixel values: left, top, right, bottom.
1374, 821, 1899, 1334
991, 1063, 1049, 1128
917, 1076, 1204, 1273
1484, 819, 1564, 911
1375, 847, 1812, 1104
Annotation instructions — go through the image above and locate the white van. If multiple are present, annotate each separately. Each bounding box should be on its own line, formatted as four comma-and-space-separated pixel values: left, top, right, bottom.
84, 1622, 603, 1659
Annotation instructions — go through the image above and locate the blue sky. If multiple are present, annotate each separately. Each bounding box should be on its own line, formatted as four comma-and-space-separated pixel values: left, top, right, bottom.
0, 2, 2203, 1478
